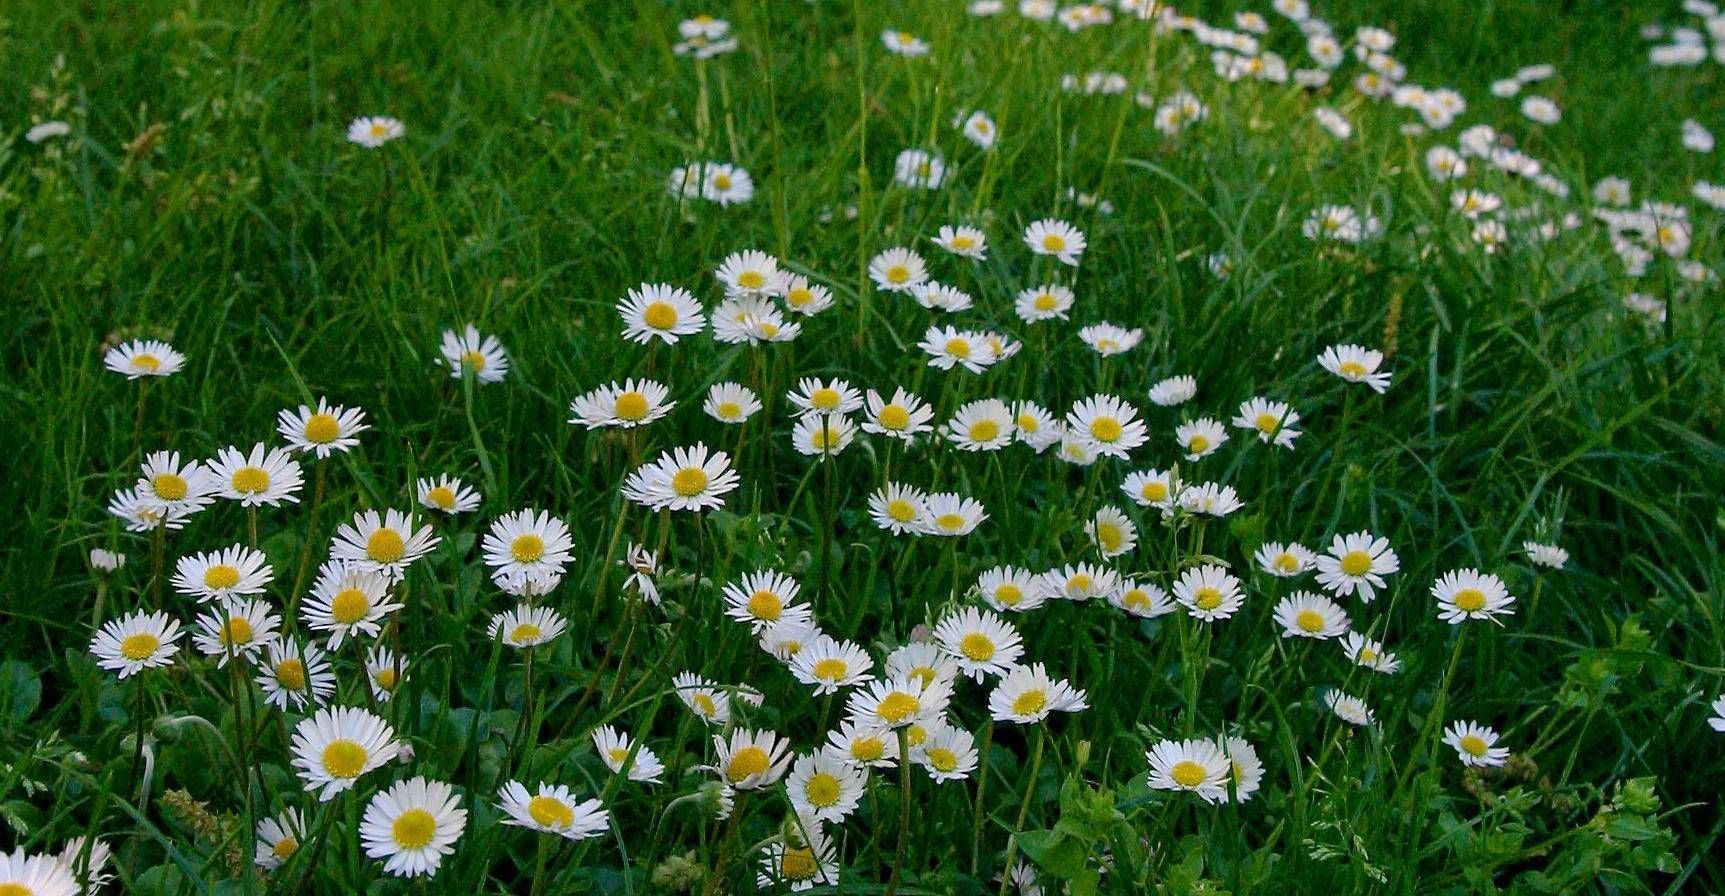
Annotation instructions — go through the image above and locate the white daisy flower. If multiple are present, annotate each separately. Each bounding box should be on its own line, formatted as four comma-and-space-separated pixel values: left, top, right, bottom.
1233, 397, 1301, 448
715, 250, 788, 298
1318, 344, 1391, 393
1015, 284, 1075, 323
882, 29, 931, 56
787, 752, 868, 823
1173, 565, 1245, 622
701, 163, 754, 205
619, 283, 706, 344
782, 275, 835, 316
713, 729, 793, 790
568, 378, 675, 430
290, 705, 401, 800
347, 116, 404, 148
1175, 417, 1229, 461
1085, 506, 1138, 558
944, 399, 1015, 451
1146, 738, 1231, 801
934, 607, 1024, 681
361, 777, 467, 877
258, 637, 336, 711
277, 399, 368, 457
892, 148, 946, 188
703, 382, 763, 424
1340, 632, 1401, 674
439, 324, 509, 383
1112, 578, 1177, 619
0, 848, 78, 896
490, 603, 569, 648
1148, 374, 1197, 406
481, 509, 574, 593
722, 570, 812, 633
1122, 468, 1181, 510
255, 809, 307, 870
621, 444, 741, 512
757, 819, 839, 891
90, 610, 181, 679
1024, 218, 1086, 265
173, 544, 273, 603
916, 720, 980, 782
416, 475, 481, 515
1077, 322, 1143, 357
1273, 591, 1351, 639
498, 780, 607, 841
1325, 690, 1374, 726
1523, 541, 1569, 569
673, 671, 731, 726
933, 224, 989, 258
823, 720, 900, 769
192, 597, 280, 666
845, 675, 953, 730
209, 444, 304, 507
1067, 394, 1148, 458
136, 450, 217, 513
790, 636, 874, 695
104, 339, 184, 378
868, 246, 930, 294
592, 725, 665, 783
366, 644, 407, 702
977, 566, 1045, 613
1012, 401, 1063, 452
330, 509, 440, 581
1044, 563, 1121, 603
959, 111, 998, 149
988, 662, 1087, 723
1444, 720, 1510, 767
1315, 531, 1400, 602
919, 492, 988, 537
1432, 568, 1516, 624
1255, 542, 1316, 578
1216, 736, 1264, 803
303, 561, 400, 649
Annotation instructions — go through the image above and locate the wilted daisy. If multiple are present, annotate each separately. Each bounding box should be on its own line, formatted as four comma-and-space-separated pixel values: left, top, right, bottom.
846, 675, 952, 730
1146, 738, 1231, 801
1085, 506, 1138, 558
933, 608, 1024, 680
1015, 284, 1075, 323
1444, 720, 1510, 767
1318, 344, 1391, 393
1233, 397, 1301, 448
1078, 322, 1144, 357
673, 672, 732, 726
934, 224, 989, 259
498, 781, 607, 841
90, 610, 181, 678
104, 339, 184, 378
704, 382, 763, 424
722, 571, 812, 633
1523, 541, 1569, 569
1174, 565, 1245, 622
1149, 375, 1198, 406
290, 705, 400, 800
347, 116, 404, 147
1340, 632, 1402, 674
439, 324, 509, 383
1175, 418, 1228, 461
1315, 531, 1400, 602
481, 509, 574, 592
824, 720, 901, 769
989, 663, 1087, 723
917, 721, 980, 782
192, 597, 280, 665
1113, 578, 1177, 619
893, 148, 946, 188
1122, 468, 1180, 510
713, 729, 793, 789
259, 637, 336, 710
137, 450, 216, 513
1433, 568, 1516, 623
1273, 591, 1351, 639
361, 777, 466, 878
1255, 541, 1316, 577
303, 562, 399, 648
490, 603, 569, 648
277, 399, 368, 458
331, 509, 440, 581
758, 821, 839, 891
593, 725, 665, 783
619, 283, 705, 344
0, 848, 78, 896
787, 752, 867, 823
920, 492, 988, 537
622, 444, 740, 512
790, 637, 874, 695
366, 645, 406, 702
569, 379, 675, 430
1024, 218, 1086, 265
173, 544, 273, 603
1325, 690, 1374, 726
90, 548, 126, 572
945, 399, 1015, 451
416, 475, 481, 515
209, 443, 303, 507
255, 809, 307, 870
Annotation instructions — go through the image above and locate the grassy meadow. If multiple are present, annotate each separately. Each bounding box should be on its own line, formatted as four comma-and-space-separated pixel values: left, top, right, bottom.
3, 0, 1724, 893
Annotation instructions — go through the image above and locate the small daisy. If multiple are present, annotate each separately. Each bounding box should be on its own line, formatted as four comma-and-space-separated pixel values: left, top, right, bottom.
1177, 482, 1244, 517
703, 382, 763, 424
919, 325, 996, 374
366, 644, 407, 702
944, 399, 1015, 451
673, 672, 732, 726
1085, 506, 1138, 558
916, 720, 980, 782
1015, 284, 1075, 323
988, 663, 1087, 724
1325, 690, 1374, 726
1444, 720, 1510, 767
701, 163, 754, 205
1433, 568, 1516, 624
109, 491, 183, 537
1523, 542, 1569, 569
758, 821, 839, 891
1520, 95, 1560, 124
1255, 542, 1316, 578
787, 377, 863, 418
439, 324, 509, 383
977, 566, 1045, 613
347, 116, 404, 148
1340, 632, 1402, 674
90, 548, 126, 572
104, 339, 184, 379
790, 636, 874, 695
882, 29, 931, 56
330, 509, 440, 581
1013, 401, 1063, 452
861, 388, 934, 442
90, 610, 181, 678
1146, 738, 1231, 802
481, 509, 575, 593
868, 247, 930, 294
498, 781, 608, 841
303, 562, 399, 648
569, 379, 675, 430
722, 571, 812, 633
621, 444, 740, 512
715, 250, 787, 298
893, 148, 947, 189
255, 809, 307, 870
867, 482, 928, 535
490, 603, 569, 648
277, 399, 368, 458
958, 111, 998, 150
137, 450, 216, 513
933, 224, 989, 258
824, 720, 900, 769
1149, 375, 1198, 406
1216, 736, 1264, 803
1315, 531, 1400, 602
934, 607, 1024, 681
290, 705, 401, 800
1078, 322, 1143, 357
1067, 395, 1148, 458
1122, 468, 1181, 510
1233, 397, 1301, 449
1112, 578, 1177, 619
1175, 418, 1229, 461
1174, 565, 1245, 622
209, 444, 304, 507
259, 638, 336, 711
760, 620, 819, 662
1273, 591, 1351, 639
713, 729, 793, 789
173, 544, 273, 603
919, 492, 987, 537
1024, 218, 1086, 265
417, 475, 481, 515
787, 752, 867, 823
885, 642, 962, 690
593, 725, 666, 783
1045, 563, 1122, 602
1318, 344, 1391, 393
362, 777, 467, 877
619, 283, 705, 344
845, 675, 952, 730
192, 597, 280, 666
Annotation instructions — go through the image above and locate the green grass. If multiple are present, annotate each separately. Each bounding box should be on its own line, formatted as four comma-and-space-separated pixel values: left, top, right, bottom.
2, 0, 1723, 893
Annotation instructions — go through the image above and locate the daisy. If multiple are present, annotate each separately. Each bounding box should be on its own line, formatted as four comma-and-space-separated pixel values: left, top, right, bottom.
885, 642, 962, 689
569, 379, 675, 430
934, 608, 1023, 681
439, 324, 509, 383
1318, 344, 1391, 393
1085, 506, 1138, 558
867, 482, 928, 535
919, 325, 995, 373
209, 444, 303, 507
1015, 284, 1075, 323
1444, 720, 1510, 767
104, 339, 184, 378
781, 275, 835, 316
868, 247, 929, 294
619, 542, 660, 604
882, 29, 930, 56
621, 444, 740, 512
715, 250, 787, 298
498, 780, 608, 841
713, 729, 793, 789
90, 548, 126, 572
912, 281, 974, 313
361, 777, 467, 877
593, 725, 665, 783
1273, 592, 1351, 639
490, 603, 569, 648
1233, 397, 1301, 448
259, 638, 336, 711
944, 399, 1015, 451
824, 720, 900, 769
255, 808, 307, 870
173, 544, 273, 603
787, 377, 863, 417
1340, 632, 1402, 674
290, 705, 400, 800
1325, 690, 1374, 726
1451, 189, 1503, 218
277, 399, 368, 458
1112, 579, 1177, 619
619, 283, 705, 344
1122, 468, 1180, 510
1520, 96, 1560, 124
0, 848, 78, 896
366, 644, 407, 702
330, 509, 440, 581
1024, 218, 1086, 265
920, 492, 987, 536
760, 620, 819, 662
860, 388, 934, 442
1013, 401, 1063, 452
1178, 482, 1244, 517
673, 672, 731, 726
1067, 395, 1148, 458
1146, 738, 1231, 801
845, 675, 952, 730
722, 571, 812, 633
934, 224, 989, 258
703, 382, 763, 424
417, 475, 481, 514
136, 450, 216, 513
1426, 146, 1468, 180
1255, 542, 1316, 577
481, 509, 574, 593
788, 636, 873, 695
758, 821, 839, 891
988, 663, 1087, 723
1149, 375, 1197, 406
1433, 568, 1516, 624
1707, 695, 1725, 733
1045, 563, 1121, 602
1174, 565, 1245, 622
787, 752, 867, 823
1216, 736, 1264, 803
347, 116, 404, 147
977, 566, 1045, 612
1175, 418, 1228, 461
303, 562, 399, 648
192, 597, 280, 666
90, 610, 181, 678
1077, 322, 1143, 357
1523, 542, 1568, 569
702, 163, 754, 205
893, 149, 946, 189
1315, 531, 1400, 602
917, 721, 980, 782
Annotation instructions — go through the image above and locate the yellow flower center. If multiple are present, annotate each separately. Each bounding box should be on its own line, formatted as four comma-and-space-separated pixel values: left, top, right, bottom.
810, 387, 840, 410
959, 633, 995, 661
878, 404, 911, 430
1274, 553, 1299, 573
1339, 550, 1373, 577
693, 693, 717, 716
716, 401, 743, 420
967, 420, 999, 443
462, 349, 488, 371
204, 564, 241, 590
426, 485, 457, 509
1358, 648, 1378, 663
1042, 233, 1067, 251
1171, 760, 1208, 788
527, 795, 574, 828
509, 623, 542, 644
726, 745, 771, 783
1033, 293, 1058, 311
885, 265, 910, 284
908, 667, 937, 688
951, 234, 975, 249
805, 773, 842, 807
369, 123, 390, 139
712, 173, 733, 190
366, 528, 406, 563
1017, 413, 1040, 432
1187, 435, 1210, 454
1296, 609, 1326, 632
1452, 588, 1486, 612
330, 587, 371, 624
1338, 360, 1367, 378
270, 836, 299, 860
303, 413, 341, 444
1141, 481, 1168, 502
851, 736, 884, 762
906, 724, 927, 748
133, 353, 162, 371
221, 616, 253, 647
391, 808, 437, 849
781, 847, 818, 880
1459, 734, 1489, 756
672, 467, 709, 497
877, 691, 920, 724
152, 472, 188, 500
1123, 589, 1149, 610
1012, 689, 1048, 716
1096, 523, 1122, 552
1194, 587, 1223, 611
608, 747, 631, 764
886, 499, 917, 523
231, 466, 270, 494
935, 513, 966, 532
787, 287, 812, 307
614, 391, 650, 421
1067, 574, 1092, 593
119, 633, 160, 660
511, 534, 545, 563
275, 658, 307, 691
927, 747, 959, 773
746, 589, 783, 621
995, 583, 1023, 606
809, 425, 841, 452
812, 658, 849, 682
320, 739, 368, 779
1255, 413, 1280, 434
642, 301, 679, 330
737, 270, 766, 290
373, 667, 399, 691
944, 338, 972, 359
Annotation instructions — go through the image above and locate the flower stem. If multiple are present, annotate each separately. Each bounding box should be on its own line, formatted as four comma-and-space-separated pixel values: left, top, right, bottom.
996, 724, 1046, 896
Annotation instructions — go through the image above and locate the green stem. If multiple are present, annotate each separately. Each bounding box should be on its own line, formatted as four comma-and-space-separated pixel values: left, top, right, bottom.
996, 725, 1047, 896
